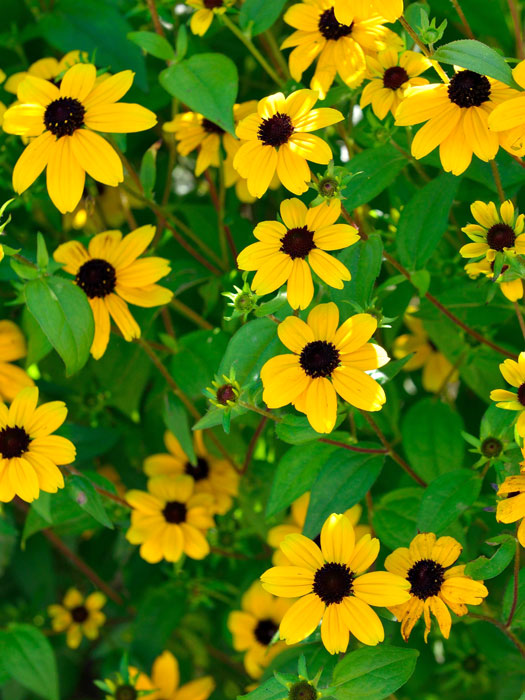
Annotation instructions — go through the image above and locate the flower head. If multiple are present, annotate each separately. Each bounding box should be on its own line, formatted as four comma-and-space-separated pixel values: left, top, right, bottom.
385, 533, 488, 641
48, 588, 106, 649
234, 89, 343, 198
395, 69, 517, 175
334, 0, 404, 24
490, 352, 525, 438
488, 59, 525, 155
53, 225, 173, 359
125, 475, 215, 564
0, 386, 75, 503
3, 63, 157, 212
496, 470, 525, 547
260, 302, 388, 433
134, 650, 215, 700
261, 512, 411, 654
464, 257, 524, 302
228, 581, 292, 678
0, 320, 35, 402
460, 200, 525, 262
237, 198, 359, 310
186, 0, 233, 36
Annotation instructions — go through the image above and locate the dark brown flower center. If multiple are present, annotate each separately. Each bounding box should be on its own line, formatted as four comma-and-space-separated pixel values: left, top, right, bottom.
447, 70, 491, 108
204, 0, 223, 7
76, 258, 117, 298
115, 686, 137, 700
383, 66, 410, 90
518, 383, 525, 406
300, 340, 340, 378
486, 223, 516, 251
318, 7, 354, 40
407, 558, 445, 599
71, 605, 89, 623
313, 562, 354, 604
202, 118, 224, 134
44, 97, 85, 137
162, 500, 187, 524
481, 437, 503, 458
185, 457, 209, 481
258, 113, 294, 147
289, 681, 318, 700
254, 618, 278, 645
0, 426, 30, 458
216, 384, 236, 404
280, 226, 316, 259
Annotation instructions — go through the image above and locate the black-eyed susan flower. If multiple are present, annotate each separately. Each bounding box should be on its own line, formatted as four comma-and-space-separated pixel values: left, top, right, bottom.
48, 588, 106, 649
385, 533, 488, 641
496, 469, 525, 547
281, 1, 402, 99
488, 60, 525, 154
53, 225, 173, 360
464, 258, 524, 302
2, 63, 157, 213
395, 69, 517, 175
360, 49, 430, 119
234, 90, 343, 198
125, 475, 215, 564
490, 353, 525, 438
260, 302, 388, 433
186, 0, 233, 36
393, 308, 458, 393
0, 320, 35, 402
334, 0, 403, 24
228, 581, 292, 678
143, 429, 239, 515
267, 491, 370, 565
460, 200, 525, 262
237, 198, 358, 310
261, 512, 411, 654
4, 51, 88, 95
134, 650, 215, 700
0, 386, 75, 503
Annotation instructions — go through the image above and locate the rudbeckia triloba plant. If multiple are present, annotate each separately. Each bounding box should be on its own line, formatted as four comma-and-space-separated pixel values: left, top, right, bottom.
1, 1, 525, 699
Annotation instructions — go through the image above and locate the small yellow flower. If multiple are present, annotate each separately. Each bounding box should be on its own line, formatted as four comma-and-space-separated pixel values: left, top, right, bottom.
143, 429, 239, 515
261, 512, 411, 654
261, 302, 389, 434
334, 0, 404, 24
465, 258, 524, 303
460, 200, 525, 262
385, 533, 488, 641
186, 0, 233, 36
490, 352, 525, 438
489, 60, 525, 155
48, 588, 106, 649
360, 49, 430, 119
496, 471, 525, 547
125, 475, 215, 564
4, 51, 88, 95
227, 581, 292, 678
0, 320, 35, 402
237, 198, 359, 310
134, 650, 215, 700
0, 386, 75, 503
234, 89, 343, 198
53, 225, 173, 360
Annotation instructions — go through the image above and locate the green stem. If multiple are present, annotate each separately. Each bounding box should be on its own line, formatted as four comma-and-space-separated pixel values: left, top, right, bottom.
222, 15, 282, 85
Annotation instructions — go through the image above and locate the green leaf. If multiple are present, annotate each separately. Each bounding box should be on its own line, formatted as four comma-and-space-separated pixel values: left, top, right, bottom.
401, 398, 465, 482
239, 676, 293, 699
171, 329, 228, 399
65, 475, 114, 529
502, 568, 525, 627
24, 276, 94, 376
0, 624, 59, 700
239, 0, 288, 35
36, 233, 49, 270
432, 40, 518, 88
342, 145, 408, 209
417, 469, 482, 532
303, 449, 384, 537
218, 318, 283, 386
275, 415, 347, 444
331, 646, 419, 700
139, 145, 157, 197
163, 393, 196, 465
127, 30, 175, 60
396, 173, 458, 269
330, 234, 383, 310
465, 535, 516, 579
372, 488, 423, 550
21, 307, 52, 366
159, 53, 238, 133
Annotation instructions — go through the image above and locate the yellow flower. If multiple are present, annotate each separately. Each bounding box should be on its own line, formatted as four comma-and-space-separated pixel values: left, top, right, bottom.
134, 650, 215, 700
460, 200, 525, 262
237, 198, 358, 310
4, 51, 89, 95
488, 60, 525, 155
465, 258, 524, 302
227, 581, 292, 678
267, 491, 371, 565
393, 309, 458, 393
3, 63, 157, 213
0, 320, 35, 402
282, 1, 401, 99
360, 49, 430, 119
186, 0, 233, 36
48, 588, 106, 649
234, 89, 343, 198
261, 512, 411, 654
53, 225, 173, 360
496, 471, 525, 547
143, 429, 239, 515
385, 533, 488, 641
125, 475, 215, 564
260, 302, 388, 434
334, 0, 404, 24
395, 69, 517, 175
490, 352, 525, 438
0, 386, 75, 503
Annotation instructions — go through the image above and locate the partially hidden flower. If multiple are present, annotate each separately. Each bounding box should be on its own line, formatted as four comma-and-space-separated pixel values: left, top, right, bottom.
488, 60, 525, 155
0, 319, 35, 401
490, 352, 525, 438
134, 650, 215, 700
4, 51, 89, 95
186, 0, 233, 36
464, 258, 524, 302
48, 588, 106, 649
496, 470, 525, 547
460, 200, 525, 262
